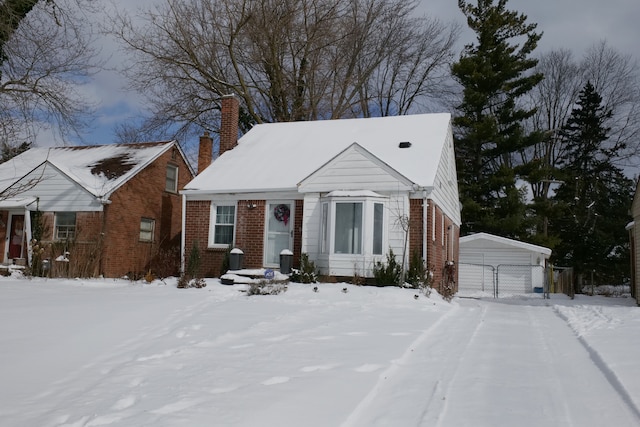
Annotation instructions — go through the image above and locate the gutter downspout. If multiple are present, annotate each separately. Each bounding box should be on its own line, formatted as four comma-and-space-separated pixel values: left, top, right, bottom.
423, 197, 428, 270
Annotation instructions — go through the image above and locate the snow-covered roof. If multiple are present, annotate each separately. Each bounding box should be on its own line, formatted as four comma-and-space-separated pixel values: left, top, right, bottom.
460, 232, 552, 257
0, 141, 178, 199
184, 113, 451, 193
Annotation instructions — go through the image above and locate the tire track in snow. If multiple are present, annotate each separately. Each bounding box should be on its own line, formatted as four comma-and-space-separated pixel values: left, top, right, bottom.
526, 306, 575, 427
340, 301, 488, 427
553, 305, 640, 422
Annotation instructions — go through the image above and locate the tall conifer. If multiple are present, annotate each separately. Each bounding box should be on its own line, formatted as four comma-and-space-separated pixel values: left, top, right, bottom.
452, 0, 543, 238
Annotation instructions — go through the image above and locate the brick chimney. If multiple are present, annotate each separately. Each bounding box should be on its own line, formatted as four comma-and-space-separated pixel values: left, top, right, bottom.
197, 131, 213, 174
219, 94, 239, 157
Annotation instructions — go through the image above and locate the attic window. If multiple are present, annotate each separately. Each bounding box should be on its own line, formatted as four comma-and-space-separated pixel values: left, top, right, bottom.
398, 141, 412, 148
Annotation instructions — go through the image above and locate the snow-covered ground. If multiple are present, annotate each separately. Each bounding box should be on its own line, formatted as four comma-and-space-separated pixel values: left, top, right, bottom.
1, 276, 639, 426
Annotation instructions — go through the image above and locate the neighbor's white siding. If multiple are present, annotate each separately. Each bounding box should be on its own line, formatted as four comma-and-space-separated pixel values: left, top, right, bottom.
9, 163, 102, 212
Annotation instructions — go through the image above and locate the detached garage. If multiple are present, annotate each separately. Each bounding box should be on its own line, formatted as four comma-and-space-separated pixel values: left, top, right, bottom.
458, 233, 552, 296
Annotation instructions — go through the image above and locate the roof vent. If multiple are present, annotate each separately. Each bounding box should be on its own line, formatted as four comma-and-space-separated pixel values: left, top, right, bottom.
398, 141, 412, 148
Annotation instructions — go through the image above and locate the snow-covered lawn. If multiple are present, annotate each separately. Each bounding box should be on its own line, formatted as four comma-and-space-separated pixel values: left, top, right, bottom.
1, 276, 639, 426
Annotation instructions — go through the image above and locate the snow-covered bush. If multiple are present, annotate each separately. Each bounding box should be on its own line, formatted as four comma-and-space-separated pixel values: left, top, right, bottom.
290, 253, 318, 284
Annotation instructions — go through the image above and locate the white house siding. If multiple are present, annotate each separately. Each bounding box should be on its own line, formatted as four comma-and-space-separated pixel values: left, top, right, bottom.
301, 193, 322, 268
298, 144, 416, 277
428, 127, 461, 226
9, 163, 102, 212
298, 144, 413, 194
386, 192, 409, 260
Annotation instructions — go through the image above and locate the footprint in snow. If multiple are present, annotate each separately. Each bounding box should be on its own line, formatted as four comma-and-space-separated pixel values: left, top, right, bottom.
263, 334, 291, 342
209, 385, 239, 394
262, 376, 290, 385
230, 343, 255, 349
355, 364, 383, 373
175, 330, 187, 338
313, 336, 335, 341
151, 398, 202, 415
111, 395, 136, 411
300, 364, 337, 372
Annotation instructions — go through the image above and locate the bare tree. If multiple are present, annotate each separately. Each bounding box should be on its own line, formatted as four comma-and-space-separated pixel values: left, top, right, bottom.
0, 0, 100, 148
524, 42, 640, 197
108, 0, 458, 150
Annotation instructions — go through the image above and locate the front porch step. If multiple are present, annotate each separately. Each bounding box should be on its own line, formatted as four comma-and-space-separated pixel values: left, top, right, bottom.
220, 268, 290, 285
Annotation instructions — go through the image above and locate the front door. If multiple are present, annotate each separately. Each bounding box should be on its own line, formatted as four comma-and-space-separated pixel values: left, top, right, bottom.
8, 214, 25, 261
265, 202, 294, 267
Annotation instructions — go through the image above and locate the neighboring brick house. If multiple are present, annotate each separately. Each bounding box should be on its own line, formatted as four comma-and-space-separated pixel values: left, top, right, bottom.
0, 141, 193, 277
182, 95, 461, 286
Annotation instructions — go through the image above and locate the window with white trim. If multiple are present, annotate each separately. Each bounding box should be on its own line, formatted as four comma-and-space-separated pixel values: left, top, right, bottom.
140, 218, 155, 242
320, 193, 387, 256
320, 202, 329, 254
373, 203, 383, 255
209, 204, 236, 247
335, 202, 363, 254
55, 212, 76, 240
166, 164, 178, 192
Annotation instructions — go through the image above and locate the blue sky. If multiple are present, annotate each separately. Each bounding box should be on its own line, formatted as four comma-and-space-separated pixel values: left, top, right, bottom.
59, 0, 640, 148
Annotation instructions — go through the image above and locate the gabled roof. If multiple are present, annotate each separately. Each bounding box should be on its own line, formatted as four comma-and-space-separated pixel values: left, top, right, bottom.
184, 113, 451, 193
0, 141, 184, 200
459, 232, 552, 257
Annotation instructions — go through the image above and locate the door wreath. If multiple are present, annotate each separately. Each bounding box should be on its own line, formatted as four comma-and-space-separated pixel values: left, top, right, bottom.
274, 204, 290, 225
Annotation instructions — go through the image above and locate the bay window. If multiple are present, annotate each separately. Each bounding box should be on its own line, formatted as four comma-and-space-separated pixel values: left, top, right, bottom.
334, 202, 363, 254
320, 193, 386, 256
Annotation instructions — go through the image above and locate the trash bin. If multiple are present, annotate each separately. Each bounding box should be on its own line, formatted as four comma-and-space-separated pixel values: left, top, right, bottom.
229, 248, 244, 271
279, 249, 293, 274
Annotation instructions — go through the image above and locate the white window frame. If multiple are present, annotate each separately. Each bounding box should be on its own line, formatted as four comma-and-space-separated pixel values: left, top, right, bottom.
166, 164, 178, 193
55, 212, 76, 241
320, 202, 329, 254
208, 203, 236, 248
320, 195, 387, 256
139, 218, 155, 242
334, 201, 364, 254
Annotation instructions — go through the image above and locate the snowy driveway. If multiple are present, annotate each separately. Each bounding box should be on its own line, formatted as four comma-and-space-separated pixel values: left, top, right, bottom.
0, 278, 639, 426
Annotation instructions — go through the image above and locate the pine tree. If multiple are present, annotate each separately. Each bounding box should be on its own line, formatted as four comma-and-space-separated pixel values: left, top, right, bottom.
452, 0, 543, 238
550, 81, 634, 286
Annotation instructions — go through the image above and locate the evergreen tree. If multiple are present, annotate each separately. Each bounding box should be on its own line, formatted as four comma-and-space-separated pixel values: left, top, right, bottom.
451, 0, 543, 238
550, 82, 634, 285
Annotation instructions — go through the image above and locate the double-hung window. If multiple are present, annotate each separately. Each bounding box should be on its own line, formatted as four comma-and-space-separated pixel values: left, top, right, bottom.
140, 218, 155, 242
55, 212, 76, 241
209, 204, 236, 247
166, 165, 178, 192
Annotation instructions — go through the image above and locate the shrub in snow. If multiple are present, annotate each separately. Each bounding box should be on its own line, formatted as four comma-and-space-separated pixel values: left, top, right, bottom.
373, 249, 401, 286
178, 242, 206, 289
246, 280, 287, 296
405, 250, 433, 296
289, 253, 318, 283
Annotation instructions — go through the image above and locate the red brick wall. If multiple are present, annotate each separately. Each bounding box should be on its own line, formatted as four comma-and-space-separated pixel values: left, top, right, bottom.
409, 199, 424, 259
101, 145, 192, 277
235, 200, 266, 268
219, 95, 239, 156
184, 199, 304, 278
425, 201, 459, 292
